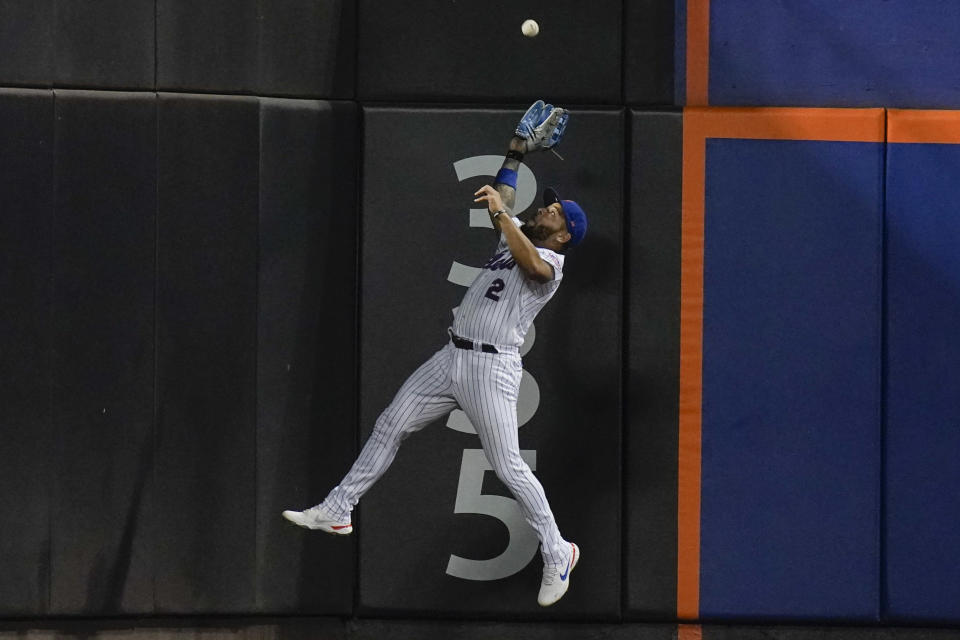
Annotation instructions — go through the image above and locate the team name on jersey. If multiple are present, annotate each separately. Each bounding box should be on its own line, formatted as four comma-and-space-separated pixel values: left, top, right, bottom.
482, 250, 517, 272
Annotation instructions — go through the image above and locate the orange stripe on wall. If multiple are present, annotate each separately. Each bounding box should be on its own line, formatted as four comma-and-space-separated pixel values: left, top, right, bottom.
678, 624, 704, 640
888, 109, 960, 143
684, 107, 886, 142
686, 0, 710, 105
678, 110, 705, 620
677, 106, 885, 621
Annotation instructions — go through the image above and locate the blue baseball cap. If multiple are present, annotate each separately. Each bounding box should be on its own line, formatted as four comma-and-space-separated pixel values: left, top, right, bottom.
544, 187, 587, 247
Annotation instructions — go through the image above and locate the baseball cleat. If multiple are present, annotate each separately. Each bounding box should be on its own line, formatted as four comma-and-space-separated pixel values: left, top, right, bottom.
537, 542, 579, 607
282, 504, 353, 535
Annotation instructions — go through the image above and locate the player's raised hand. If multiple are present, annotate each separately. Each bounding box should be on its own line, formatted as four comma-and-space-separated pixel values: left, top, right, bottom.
474, 184, 506, 215
514, 100, 569, 153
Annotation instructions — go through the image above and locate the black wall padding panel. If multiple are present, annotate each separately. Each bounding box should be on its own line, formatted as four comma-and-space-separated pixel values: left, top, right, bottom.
0, 620, 955, 640
357, 107, 623, 619
157, 0, 355, 97
0, 1, 53, 87
357, 1, 621, 103
255, 99, 358, 613
157, 0, 259, 93
54, 0, 154, 89
624, 110, 682, 618
155, 94, 259, 613
0, 1, 154, 90
0, 89, 53, 616
258, 0, 356, 98
624, 1, 675, 105
49, 91, 157, 615
346, 620, 677, 640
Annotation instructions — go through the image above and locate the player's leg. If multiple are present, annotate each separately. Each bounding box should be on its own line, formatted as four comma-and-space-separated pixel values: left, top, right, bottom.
283, 344, 458, 533
455, 351, 578, 605
457, 352, 566, 562
324, 345, 459, 515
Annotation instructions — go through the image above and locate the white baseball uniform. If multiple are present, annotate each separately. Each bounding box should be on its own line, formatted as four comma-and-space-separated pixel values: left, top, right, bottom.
322, 216, 570, 566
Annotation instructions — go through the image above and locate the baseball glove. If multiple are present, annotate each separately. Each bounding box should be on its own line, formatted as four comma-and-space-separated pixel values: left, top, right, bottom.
515, 100, 569, 152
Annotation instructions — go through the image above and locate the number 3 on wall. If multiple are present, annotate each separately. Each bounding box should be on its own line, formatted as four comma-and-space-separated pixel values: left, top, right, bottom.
445, 449, 540, 581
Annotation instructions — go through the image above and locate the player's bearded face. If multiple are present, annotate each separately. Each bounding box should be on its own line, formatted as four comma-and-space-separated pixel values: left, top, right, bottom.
522, 220, 553, 242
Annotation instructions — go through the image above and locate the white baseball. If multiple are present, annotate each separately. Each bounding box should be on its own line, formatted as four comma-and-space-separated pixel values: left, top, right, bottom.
521, 19, 539, 37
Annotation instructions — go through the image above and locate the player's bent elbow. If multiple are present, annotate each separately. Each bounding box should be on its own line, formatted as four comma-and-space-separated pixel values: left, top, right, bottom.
522, 263, 553, 284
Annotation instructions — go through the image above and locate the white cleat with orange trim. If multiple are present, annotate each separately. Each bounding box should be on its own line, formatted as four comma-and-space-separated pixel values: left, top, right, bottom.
282, 504, 352, 535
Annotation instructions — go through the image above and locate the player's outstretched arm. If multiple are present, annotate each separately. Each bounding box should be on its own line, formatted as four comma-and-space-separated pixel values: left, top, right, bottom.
474, 185, 553, 283
493, 101, 569, 225
492, 137, 527, 217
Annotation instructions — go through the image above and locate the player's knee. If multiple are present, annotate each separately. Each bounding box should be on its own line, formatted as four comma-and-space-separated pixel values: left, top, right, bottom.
370, 416, 400, 447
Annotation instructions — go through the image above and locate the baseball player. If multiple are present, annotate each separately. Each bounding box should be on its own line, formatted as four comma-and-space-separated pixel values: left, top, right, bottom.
283, 100, 588, 607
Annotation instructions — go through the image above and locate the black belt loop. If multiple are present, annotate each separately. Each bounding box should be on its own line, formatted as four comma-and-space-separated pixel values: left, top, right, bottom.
449, 330, 499, 354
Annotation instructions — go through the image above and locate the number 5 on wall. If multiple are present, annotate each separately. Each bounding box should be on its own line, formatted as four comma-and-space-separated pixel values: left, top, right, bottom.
445, 448, 540, 581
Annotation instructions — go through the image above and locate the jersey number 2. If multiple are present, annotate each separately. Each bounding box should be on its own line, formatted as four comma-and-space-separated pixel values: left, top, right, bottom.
485, 278, 505, 301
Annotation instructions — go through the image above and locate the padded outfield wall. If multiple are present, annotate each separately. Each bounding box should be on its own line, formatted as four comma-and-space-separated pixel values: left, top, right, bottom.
2, 0, 960, 634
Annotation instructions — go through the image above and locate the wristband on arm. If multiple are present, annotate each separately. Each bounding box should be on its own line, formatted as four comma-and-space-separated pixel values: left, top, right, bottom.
494, 167, 518, 190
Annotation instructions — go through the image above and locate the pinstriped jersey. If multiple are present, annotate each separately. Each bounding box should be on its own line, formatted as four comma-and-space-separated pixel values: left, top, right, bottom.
452, 216, 564, 350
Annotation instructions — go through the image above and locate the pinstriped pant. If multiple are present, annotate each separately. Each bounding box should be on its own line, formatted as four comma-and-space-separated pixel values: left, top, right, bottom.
323, 341, 568, 566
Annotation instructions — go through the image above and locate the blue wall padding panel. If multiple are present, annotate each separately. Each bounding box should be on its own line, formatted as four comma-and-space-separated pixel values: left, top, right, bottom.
673, 0, 686, 105
885, 142, 960, 623
700, 139, 883, 620
708, 0, 960, 108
